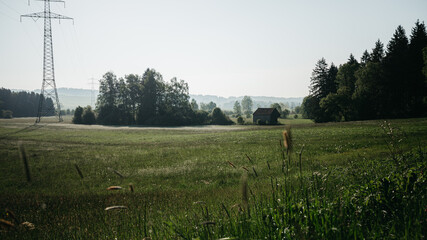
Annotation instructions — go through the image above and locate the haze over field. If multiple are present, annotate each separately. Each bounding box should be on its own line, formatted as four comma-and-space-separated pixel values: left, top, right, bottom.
10, 88, 302, 111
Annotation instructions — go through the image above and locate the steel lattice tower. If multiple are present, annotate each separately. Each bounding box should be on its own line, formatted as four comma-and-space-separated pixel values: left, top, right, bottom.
21, 0, 73, 123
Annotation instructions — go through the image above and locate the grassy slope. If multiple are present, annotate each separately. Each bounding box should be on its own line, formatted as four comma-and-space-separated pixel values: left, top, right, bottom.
0, 117, 426, 239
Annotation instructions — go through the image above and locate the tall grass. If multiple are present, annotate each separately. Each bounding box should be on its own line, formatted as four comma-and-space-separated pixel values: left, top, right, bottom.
162, 124, 426, 239
0, 119, 426, 239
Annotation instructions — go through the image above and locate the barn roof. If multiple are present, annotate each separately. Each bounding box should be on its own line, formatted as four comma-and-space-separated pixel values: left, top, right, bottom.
253, 108, 280, 116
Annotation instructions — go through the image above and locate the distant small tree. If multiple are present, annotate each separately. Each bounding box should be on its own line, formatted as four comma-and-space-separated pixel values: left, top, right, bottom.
294, 114, 298, 119
282, 109, 290, 118
233, 101, 242, 116
270, 103, 290, 118
82, 106, 96, 125
223, 110, 234, 116
190, 99, 199, 111
200, 101, 217, 112
270, 103, 282, 115
72, 106, 84, 124
241, 96, 253, 117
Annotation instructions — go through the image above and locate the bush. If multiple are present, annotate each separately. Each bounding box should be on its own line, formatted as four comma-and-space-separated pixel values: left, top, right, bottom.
1, 110, 13, 118
294, 114, 298, 119
237, 116, 244, 125
193, 110, 209, 125
72, 106, 83, 124
210, 107, 233, 125
281, 109, 290, 118
82, 106, 96, 125
73, 106, 96, 124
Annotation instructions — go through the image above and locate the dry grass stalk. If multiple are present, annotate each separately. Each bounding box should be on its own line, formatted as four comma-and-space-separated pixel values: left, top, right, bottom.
0, 219, 15, 229
129, 183, 134, 193
18, 142, 31, 182
241, 166, 249, 172
282, 125, 293, 154
74, 164, 84, 179
227, 161, 236, 168
105, 206, 127, 211
245, 154, 253, 163
107, 186, 122, 190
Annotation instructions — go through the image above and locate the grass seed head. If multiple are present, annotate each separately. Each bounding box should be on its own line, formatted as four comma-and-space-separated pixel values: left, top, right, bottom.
107, 186, 122, 190
105, 206, 127, 211
283, 125, 293, 153
20, 221, 35, 230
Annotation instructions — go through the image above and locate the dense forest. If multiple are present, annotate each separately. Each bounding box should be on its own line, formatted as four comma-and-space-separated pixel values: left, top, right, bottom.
302, 21, 427, 122
90, 69, 232, 125
0, 88, 54, 118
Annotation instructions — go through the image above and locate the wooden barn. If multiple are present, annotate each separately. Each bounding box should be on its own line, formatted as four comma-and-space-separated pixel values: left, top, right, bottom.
253, 108, 280, 124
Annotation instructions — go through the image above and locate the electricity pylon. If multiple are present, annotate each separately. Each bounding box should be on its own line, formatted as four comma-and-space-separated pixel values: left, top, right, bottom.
21, 0, 73, 123
88, 77, 97, 107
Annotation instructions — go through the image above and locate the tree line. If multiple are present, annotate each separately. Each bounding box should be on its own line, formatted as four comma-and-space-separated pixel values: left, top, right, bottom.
302, 21, 427, 122
0, 88, 54, 118
76, 69, 233, 125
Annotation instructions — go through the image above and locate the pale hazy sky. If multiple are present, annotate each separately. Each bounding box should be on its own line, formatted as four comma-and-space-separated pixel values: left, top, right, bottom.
1, 0, 426, 97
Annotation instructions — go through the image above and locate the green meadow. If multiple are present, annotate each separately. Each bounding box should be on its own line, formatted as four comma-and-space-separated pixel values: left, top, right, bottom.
0, 117, 426, 239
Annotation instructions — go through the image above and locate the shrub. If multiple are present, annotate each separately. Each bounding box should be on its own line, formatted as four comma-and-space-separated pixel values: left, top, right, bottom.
193, 110, 209, 125
237, 116, 245, 125
82, 106, 96, 125
1, 110, 13, 118
72, 106, 83, 124
294, 114, 298, 119
210, 107, 233, 125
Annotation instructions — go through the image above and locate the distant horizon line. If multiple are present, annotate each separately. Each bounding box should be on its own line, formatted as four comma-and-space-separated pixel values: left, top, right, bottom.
6, 87, 305, 99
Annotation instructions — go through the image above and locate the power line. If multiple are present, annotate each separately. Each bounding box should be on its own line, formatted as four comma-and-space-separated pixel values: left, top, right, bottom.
0, 8, 19, 22
0, 0, 21, 15
21, 0, 73, 123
